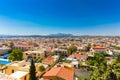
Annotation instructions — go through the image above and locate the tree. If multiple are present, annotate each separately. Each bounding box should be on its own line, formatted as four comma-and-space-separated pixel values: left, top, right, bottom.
8, 49, 23, 61
103, 64, 117, 80
9, 42, 14, 48
87, 52, 107, 67
90, 68, 101, 80
85, 46, 91, 52
79, 61, 83, 68
68, 45, 77, 54
64, 59, 71, 63
39, 65, 45, 72
58, 55, 64, 62
85, 43, 91, 52
89, 53, 120, 80
113, 63, 120, 80
88, 52, 107, 80
29, 59, 36, 80
112, 46, 120, 50
112, 54, 120, 80
37, 56, 44, 62
116, 54, 120, 63
78, 78, 87, 80
106, 71, 117, 80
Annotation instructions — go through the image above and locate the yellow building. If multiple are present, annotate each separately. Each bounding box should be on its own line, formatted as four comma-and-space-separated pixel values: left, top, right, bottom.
23, 50, 45, 59
4, 60, 47, 80
5, 61, 30, 80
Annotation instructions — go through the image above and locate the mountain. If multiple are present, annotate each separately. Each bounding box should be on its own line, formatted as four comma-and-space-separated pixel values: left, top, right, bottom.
48, 33, 73, 37
0, 33, 73, 38
0, 34, 13, 38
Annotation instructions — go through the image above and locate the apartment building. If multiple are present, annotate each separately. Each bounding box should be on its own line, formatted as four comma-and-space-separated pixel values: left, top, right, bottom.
23, 50, 45, 60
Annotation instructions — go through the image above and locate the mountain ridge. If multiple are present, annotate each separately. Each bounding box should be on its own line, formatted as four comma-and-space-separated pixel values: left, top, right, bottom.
0, 33, 73, 38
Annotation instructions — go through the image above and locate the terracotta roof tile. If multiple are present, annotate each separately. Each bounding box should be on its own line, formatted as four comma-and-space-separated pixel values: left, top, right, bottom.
92, 45, 105, 50
43, 67, 74, 80
42, 57, 54, 64
70, 53, 88, 59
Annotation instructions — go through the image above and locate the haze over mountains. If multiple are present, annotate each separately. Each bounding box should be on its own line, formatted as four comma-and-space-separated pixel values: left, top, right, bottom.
0, 33, 120, 38
0, 33, 73, 38
48, 33, 73, 37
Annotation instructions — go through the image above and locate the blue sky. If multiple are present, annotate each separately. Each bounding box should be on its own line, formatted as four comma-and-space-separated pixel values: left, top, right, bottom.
0, 0, 120, 35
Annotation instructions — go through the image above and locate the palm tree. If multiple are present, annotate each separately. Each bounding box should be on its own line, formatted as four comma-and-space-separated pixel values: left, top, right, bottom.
103, 64, 117, 80
112, 63, 120, 80
89, 53, 120, 80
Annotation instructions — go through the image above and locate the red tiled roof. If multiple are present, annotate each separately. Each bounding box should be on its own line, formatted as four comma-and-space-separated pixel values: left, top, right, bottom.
70, 53, 88, 59
43, 67, 74, 80
42, 57, 54, 64
92, 45, 105, 50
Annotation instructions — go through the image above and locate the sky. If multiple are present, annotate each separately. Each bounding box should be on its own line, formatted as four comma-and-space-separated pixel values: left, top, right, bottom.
0, 0, 120, 35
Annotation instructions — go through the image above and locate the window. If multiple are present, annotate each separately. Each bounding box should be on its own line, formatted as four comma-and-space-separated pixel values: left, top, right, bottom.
12, 70, 14, 73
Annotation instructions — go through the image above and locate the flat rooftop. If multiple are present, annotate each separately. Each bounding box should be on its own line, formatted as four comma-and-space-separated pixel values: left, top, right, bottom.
10, 71, 28, 79
0, 73, 19, 80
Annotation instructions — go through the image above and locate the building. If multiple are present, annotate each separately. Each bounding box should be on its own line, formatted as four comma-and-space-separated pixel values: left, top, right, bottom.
67, 53, 88, 62
5, 61, 30, 80
54, 48, 68, 56
0, 73, 19, 80
13, 43, 34, 51
43, 66, 74, 80
13, 45, 33, 51
42, 55, 59, 65
71, 60, 79, 69
0, 46, 11, 55
4, 60, 46, 80
23, 50, 45, 60
91, 45, 106, 53
10, 71, 28, 80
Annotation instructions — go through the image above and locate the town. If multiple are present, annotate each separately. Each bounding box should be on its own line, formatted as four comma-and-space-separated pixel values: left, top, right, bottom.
0, 36, 120, 80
